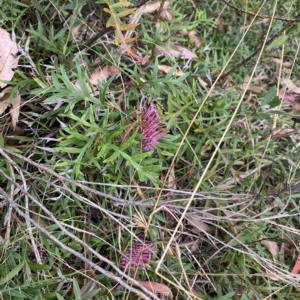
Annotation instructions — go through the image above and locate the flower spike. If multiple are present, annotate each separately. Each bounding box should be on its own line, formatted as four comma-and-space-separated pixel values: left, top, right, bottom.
141, 103, 167, 151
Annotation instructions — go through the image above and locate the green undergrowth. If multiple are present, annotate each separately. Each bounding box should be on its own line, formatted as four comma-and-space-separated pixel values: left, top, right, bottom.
1, 0, 300, 299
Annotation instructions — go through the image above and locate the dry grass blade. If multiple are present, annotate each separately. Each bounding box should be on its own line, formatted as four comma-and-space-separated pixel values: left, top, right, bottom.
0, 148, 161, 300
10, 92, 21, 130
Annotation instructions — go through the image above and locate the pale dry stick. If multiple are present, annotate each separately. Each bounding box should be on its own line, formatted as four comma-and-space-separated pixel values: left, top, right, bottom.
269, 221, 300, 239
3, 163, 14, 245
154, 0, 269, 283
175, 243, 191, 292
1, 147, 230, 207
0, 151, 160, 299
222, 0, 298, 22
0, 147, 133, 204
19, 167, 43, 264
201, 229, 291, 280
185, 246, 217, 293
195, 271, 298, 285
76, 180, 249, 200
186, 210, 296, 223
0, 187, 160, 300
218, 162, 273, 187
0, 152, 153, 263
18, 39, 38, 75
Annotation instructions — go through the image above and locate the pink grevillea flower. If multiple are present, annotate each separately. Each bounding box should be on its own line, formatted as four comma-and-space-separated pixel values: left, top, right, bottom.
120, 240, 156, 269
141, 103, 167, 152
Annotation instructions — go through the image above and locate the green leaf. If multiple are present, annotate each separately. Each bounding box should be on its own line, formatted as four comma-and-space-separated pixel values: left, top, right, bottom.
73, 278, 82, 300
120, 131, 138, 150
250, 112, 272, 119
55, 292, 66, 300
261, 86, 277, 106
81, 289, 102, 300
27, 262, 51, 270
266, 35, 289, 51
0, 133, 4, 147
268, 96, 281, 108
1, 287, 27, 298
0, 261, 24, 285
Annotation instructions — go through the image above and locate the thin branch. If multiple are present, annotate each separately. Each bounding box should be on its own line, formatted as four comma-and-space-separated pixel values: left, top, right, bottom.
20, 167, 43, 264
221, 0, 300, 22
215, 11, 300, 82
0, 181, 161, 300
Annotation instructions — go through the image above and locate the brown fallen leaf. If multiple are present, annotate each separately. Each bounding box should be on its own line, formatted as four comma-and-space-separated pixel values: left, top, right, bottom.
188, 216, 213, 234
271, 58, 292, 67
0, 90, 21, 130
238, 82, 266, 93
166, 44, 197, 59
0, 95, 9, 115
281, 78, 300, 94
261, 239, 279, 258
71, 22, 84, 38
136, 280, 173, 299
258, 127, 295, 142
136, 1, 173, 20
279, 88, 297, 104
156, 43, 197, 59
124, 2, 172, 52
182, 29, 201, 47
0, 28, 18, 88
74, 66, 121, 92
10, 93, 21, 130
158, 65, 184, 77
142, 2, 170, 14
238, 75, 267, 93
89, 66, 120, 85
158, 5, 173, 21
188, 30, 201, 47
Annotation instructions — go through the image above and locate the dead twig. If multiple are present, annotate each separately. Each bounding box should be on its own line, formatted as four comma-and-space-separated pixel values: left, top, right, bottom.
214, 11, 300, 83
221, 0, 300, 21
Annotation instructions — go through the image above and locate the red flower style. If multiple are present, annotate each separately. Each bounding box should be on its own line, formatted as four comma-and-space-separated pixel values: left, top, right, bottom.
120, 240, 156, 269
141, 103, 167, 151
